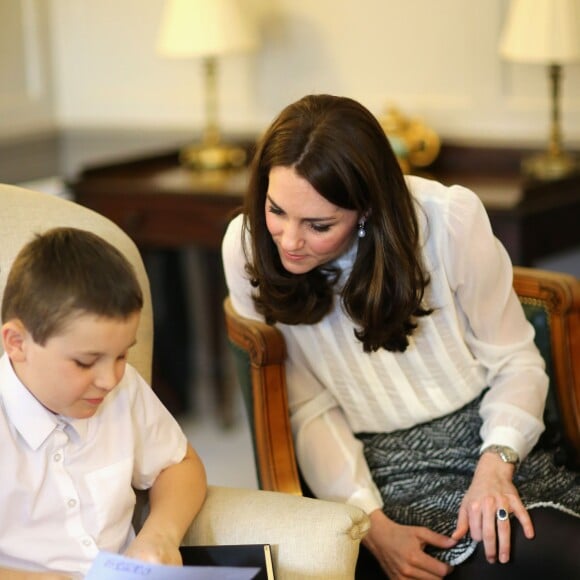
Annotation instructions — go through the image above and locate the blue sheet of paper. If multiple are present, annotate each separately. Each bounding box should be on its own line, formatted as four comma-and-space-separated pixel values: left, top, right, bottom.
85, 551, 260, 580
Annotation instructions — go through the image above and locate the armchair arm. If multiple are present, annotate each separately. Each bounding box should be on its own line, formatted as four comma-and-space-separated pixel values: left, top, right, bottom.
182, 485, 370, 580
224, 297, 301, 494
513, 266, 580, 464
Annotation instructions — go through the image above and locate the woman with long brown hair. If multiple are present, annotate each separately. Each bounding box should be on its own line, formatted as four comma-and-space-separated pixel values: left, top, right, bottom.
222, 94, 579, 579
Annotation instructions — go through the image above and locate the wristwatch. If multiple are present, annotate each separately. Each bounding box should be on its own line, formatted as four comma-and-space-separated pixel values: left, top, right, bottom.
481, 444, 520, 465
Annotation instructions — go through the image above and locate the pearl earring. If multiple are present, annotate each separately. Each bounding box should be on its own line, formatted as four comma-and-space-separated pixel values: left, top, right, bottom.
357, 219, 367, 238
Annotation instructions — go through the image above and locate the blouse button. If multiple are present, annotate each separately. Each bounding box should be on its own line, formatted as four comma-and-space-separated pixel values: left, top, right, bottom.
82, 538, 92, 547
68, 498, 77, 508
53, 453, 62, 462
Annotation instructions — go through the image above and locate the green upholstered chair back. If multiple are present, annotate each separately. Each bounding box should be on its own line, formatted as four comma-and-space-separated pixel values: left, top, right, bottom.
521, 301, 562, 444
229, 340, 260, 479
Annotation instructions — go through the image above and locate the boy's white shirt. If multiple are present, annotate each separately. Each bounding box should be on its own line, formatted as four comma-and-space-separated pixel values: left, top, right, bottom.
0, 353, 188, 576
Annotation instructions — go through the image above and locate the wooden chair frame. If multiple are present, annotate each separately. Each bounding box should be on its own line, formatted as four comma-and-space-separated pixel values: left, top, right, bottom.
224, 266, 580, 494
224, 297, 301, 494
512, 266, 580, 458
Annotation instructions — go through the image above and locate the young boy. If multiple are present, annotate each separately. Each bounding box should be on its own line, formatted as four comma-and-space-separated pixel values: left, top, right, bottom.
0, 227, 207, 579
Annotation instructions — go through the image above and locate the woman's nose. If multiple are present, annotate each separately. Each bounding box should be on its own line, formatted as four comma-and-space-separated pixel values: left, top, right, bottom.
280, 223, 304, 251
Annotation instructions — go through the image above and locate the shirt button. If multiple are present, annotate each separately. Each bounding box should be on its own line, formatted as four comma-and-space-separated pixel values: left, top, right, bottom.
82, 538, 92, 547
53, 453, 62, 462
68, 499, 77, 508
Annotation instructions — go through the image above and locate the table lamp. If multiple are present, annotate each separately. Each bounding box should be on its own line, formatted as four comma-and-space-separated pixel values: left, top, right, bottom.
157, 0, 259, 171
499, 0, 580, 180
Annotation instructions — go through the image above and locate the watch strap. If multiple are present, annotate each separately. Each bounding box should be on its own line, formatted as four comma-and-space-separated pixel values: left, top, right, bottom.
481, 444, 520, 465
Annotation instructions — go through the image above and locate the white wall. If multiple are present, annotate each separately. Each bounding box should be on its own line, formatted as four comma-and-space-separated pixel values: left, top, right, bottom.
0, 0, 55, 138
1, 1, 577, 272
45, 0, 580, 146
1, 1, 579, 146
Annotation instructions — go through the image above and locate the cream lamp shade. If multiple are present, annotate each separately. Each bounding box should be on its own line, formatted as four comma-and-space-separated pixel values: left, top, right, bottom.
157, 0, 258, 59
157, 0, 259, 171
498, 0, 580, 180
499, 0, 580, 64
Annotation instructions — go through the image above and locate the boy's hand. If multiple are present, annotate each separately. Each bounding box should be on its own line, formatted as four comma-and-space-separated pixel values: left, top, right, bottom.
124, 530, 183, 566
129, 443, 206, 567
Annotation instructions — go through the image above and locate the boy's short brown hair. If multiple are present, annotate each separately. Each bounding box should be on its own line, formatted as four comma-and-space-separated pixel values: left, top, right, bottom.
2, 227, 143, 345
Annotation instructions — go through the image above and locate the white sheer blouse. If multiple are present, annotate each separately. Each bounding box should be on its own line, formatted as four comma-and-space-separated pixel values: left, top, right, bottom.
222, 175, 549, 515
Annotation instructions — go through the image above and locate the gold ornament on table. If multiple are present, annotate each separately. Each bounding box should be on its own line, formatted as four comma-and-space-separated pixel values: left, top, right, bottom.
379, 105, 441, 174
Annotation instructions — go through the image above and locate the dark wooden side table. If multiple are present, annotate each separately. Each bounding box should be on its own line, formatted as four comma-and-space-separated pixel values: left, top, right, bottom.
71, 147, 580, 422
72, 151, 247, 248
435, 171, 580, 267
430, 143, 580, 267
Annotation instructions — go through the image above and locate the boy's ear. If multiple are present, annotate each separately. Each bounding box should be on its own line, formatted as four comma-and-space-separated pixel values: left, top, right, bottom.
2, 319, 29, 362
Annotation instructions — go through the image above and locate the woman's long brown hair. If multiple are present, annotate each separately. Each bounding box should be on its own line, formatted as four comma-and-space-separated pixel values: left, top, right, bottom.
242, 94, 431, 352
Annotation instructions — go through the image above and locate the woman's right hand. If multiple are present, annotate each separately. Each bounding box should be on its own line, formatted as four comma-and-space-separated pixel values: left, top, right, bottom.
362, 510, 457, 579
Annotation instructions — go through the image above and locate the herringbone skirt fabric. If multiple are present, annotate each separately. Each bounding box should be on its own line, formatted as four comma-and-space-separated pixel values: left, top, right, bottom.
355, 393, 580, 565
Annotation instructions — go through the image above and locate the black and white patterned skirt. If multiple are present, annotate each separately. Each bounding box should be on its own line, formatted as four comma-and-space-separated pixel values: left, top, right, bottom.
355, 393, 580, 565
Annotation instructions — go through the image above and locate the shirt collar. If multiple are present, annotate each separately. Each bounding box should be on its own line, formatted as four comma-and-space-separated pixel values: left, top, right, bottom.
328, 236, 359, 289
60, 415, 88, 441
0, 354, 78, 449
334, 236, 359, 269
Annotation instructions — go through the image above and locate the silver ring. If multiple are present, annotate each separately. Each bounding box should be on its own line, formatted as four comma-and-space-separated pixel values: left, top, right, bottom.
496, 508, 509, 521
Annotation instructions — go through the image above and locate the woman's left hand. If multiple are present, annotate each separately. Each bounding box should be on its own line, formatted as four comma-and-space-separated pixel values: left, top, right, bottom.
452, 453, 534, 564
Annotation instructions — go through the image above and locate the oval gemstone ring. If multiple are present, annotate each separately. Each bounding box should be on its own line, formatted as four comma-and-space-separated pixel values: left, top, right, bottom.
496, 508, 509, 521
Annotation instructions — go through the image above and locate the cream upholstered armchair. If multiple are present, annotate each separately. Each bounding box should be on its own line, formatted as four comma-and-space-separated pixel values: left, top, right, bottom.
0, 184, 369, 580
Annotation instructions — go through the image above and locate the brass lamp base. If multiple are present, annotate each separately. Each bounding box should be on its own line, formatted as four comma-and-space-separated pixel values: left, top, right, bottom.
521, 151, 578, 181
179, 142, 247, 172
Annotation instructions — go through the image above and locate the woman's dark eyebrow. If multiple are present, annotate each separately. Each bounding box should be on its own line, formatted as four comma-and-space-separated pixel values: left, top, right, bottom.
266, 194, 282, 209
266, 194, 338, 223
